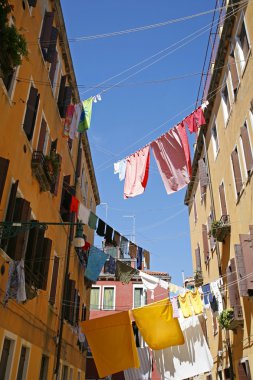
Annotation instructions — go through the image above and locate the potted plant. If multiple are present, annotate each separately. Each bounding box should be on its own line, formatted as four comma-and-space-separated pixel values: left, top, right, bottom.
211, 219, 231, 242
45, 151, 61, 180
218, 308, 234, 330
194, 270, 203, 287
0, 0, 28, 78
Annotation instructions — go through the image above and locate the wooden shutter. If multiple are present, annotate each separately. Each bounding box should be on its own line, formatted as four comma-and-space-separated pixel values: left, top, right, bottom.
68, 280, 76, 323
4, 181, 19, 222
241, 124, 253, 174
198, 159, 208, 187
17, 346, 27, 380
33, 228, 45, 288
227, 258, 240, 308
193, 195, 197, 223
49, 256, 59, 304
234, 244, 248, 297
239, 234, 253, 293
195, 245, 201, 271
208, 215, 216, 251
238, 362, 250, 380
61, 87, 72, 118
49, 51, 57, 85
0, 338, 11, 377
28, 0, 37, 7
75, 293, 80, 324
23, 86, 39, 141
40, 12, 54, 49
7, 198, 31, 260
52, 154, 62, 196
76, 147, 82, 179
25, 223, 40, 284
47, 27, 58, 63
228, 53, 239, 92
57, 75, 66, 116
219, 182, 228, 216
202, 224, 209, 264
37, 119, 47, 152
231, 149, 243, 195
40, 238, 52, 290
81, 304, 86, 321
0, 157, 9, 203
250, 225, 253, 243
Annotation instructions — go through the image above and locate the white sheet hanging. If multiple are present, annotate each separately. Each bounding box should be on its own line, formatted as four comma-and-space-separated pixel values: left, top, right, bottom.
124, 347, 152, 380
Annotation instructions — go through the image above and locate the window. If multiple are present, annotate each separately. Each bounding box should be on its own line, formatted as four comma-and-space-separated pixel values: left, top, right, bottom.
102, 286, 115, 310
77, 371, 81, 380
69, 368, 73, 380
211, 121, 219, 157
228, 49, 239, 96
81, 168, 88, 205
240, 121, 253, 176
39, 355, 49, 380
37, 118, 50, 154
221, 80, 231, 124
238, 359, 251, 379
39, 12, 58, 63
0, 337, 15, 380
195, 245, 201, 272
23, 84, 40, 142
16, 346, 29, 380
0, 157, 10, 203
61, 365, 68, 380
231, 147, 243, 197
57, 74, 72, 118
235, 16, 250, 72
81, 304, 86, 321
193, 194, 197, 224
133, 286, 147, 308
49, 255, 59, 305
198, 158, 208, 199
202, 224, 210, 264
60, 175, 72, 221
90, 287, 100, 310
224, 368, 232, 379
219, 182, 228, 216
2, 66, 19, 99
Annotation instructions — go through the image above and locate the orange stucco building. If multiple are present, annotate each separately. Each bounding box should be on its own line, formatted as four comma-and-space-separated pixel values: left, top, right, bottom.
0, 0, 99, 379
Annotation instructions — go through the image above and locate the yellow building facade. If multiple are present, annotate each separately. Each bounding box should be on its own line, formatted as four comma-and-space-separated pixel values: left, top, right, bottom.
185, 1, 253, 378
0, 0, 99, 379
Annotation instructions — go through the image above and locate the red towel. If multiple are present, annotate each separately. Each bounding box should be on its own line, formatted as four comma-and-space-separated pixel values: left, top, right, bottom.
70, 196, 79, 213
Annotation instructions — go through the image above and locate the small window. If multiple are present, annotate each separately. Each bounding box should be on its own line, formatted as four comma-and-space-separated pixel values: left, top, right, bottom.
235, 17, 250, 72
221, 81, 231, 124
102, 287, 115, 310
23, 84, 40, 142
231, 147, 243, 197
238, 359, 251, 379
193, 194, 197, 224
90, 287, 100, 310
39, 354, 49, 380
16, 346, 30, 380
77, 372, 81, 380
133, 287, 147, 308
219, 182, 228, 216
224, 368, 232, 379
2, 66, 19, 99
37, 118, 49, 155
211, 121, 219, 157
240, 121, 253, 176
0, 337, 15, 380
61, 365, 68, 380
69, 368, 73, 380
49, 256, 59, 305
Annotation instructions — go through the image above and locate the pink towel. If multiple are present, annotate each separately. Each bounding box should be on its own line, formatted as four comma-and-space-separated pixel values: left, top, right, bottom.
177, 122, 192, 177
151, 127, 190, 194
124, 146, 150, 199
184, 107, 206, 134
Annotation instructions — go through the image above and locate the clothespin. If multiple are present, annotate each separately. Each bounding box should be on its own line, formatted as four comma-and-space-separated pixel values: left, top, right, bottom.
201, 100, 209, 110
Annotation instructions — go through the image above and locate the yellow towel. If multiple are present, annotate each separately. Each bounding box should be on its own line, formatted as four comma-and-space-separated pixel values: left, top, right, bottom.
80, 311, 139, 378
189, 289, 203, 314
178, 292, 193, 318
132, 298, 184, 350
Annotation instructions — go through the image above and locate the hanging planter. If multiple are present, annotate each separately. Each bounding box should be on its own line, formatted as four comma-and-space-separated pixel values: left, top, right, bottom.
194, 270, 204, 287
218, 308, 234, 330
0, 0, 28, 79
211, 217, 231, 242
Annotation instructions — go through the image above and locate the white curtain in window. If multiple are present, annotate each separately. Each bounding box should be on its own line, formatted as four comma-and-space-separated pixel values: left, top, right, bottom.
103, 288, 114, 309
90, 288, 99, 310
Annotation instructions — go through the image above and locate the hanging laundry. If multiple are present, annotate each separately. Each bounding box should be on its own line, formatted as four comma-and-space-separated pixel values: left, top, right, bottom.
78, 97, 94, 133
124, 146, 150, 199
132, 298, 184, 350
132, 321, 140, 347
81, 311, 140, 378
4, 259, 26, 305
88, 212, 98, 230
106, 255, 116, 274
116, 260, 138, 284
114, 159, 127, 181
137, 247, 143, 270
189, 289, 203, 315
70, 196, 79, 213
171, 297, 180, 318
176, 122, 192, 177
178, 291, 193, 318
129, 243, 137, 259
69, 103, 82, 140
63, 104, 75, 138
124, 347, 152, 380
120, 236, 129, 257
210, 279, 223, 314
96, 218, 106, 237
153, 315, 213, 380
151, 127, 190, 195
139, 271, 160, 299
104, 246, 118, 258
78, 203, 90, 224
183, 106, 206, 134
113, 230, 121, 247
82, 241, 91, 252
143, 250, 150, 269
85, 246, 108, 282
202, 283, 213, 308
105, 224, 113, 243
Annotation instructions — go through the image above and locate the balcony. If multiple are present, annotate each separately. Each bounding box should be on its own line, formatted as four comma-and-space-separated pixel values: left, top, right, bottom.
229, 305, 244, 330
31, 151, 60, 192
210, 215, 231, 242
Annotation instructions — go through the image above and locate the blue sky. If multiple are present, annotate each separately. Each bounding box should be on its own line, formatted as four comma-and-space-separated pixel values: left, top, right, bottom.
61, 1, 216, 285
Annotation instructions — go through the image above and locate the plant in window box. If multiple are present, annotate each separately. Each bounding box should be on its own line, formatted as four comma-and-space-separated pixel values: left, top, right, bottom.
45, 151, 61, 181
211, 218, 231, 242
194, 270, 203, 287
0, 0, 28, 79
218, 308, 234, 330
